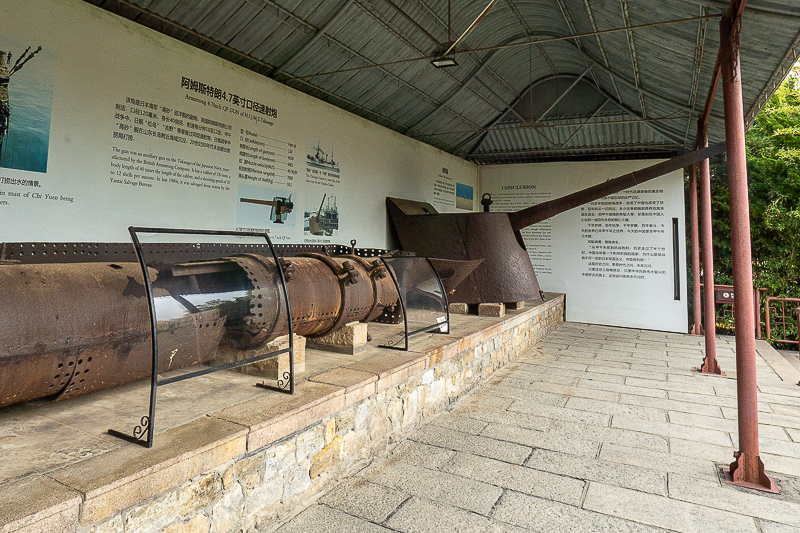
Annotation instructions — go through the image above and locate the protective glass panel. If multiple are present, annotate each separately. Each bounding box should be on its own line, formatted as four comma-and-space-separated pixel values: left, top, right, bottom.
132, 230, 291, 380
382, 256, 449, 341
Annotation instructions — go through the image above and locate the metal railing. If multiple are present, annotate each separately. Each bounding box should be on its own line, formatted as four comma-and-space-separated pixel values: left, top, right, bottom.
764, 296, 800, 347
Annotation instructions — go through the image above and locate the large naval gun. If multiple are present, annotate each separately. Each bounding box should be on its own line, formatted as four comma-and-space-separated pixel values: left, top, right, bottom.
0, 249, 397, 408
388, 143, 725, 304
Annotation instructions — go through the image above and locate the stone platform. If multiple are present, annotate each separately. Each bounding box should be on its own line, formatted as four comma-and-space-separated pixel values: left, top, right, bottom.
0, 294, 564, 532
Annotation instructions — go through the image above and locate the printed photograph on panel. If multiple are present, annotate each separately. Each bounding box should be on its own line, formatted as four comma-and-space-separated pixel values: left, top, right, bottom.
456, 182, 474, 210
237, 183, 296, 227
0, 32, 55, 173
304, 192, 339, 236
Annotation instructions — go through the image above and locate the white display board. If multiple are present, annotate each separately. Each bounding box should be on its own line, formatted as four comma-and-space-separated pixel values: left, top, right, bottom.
0, 0, 476, 244
481, 160, 688, 332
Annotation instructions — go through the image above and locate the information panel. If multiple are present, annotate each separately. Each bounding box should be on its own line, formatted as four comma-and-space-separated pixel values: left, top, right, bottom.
481, 160, 687, 332
0, 0, 476, 244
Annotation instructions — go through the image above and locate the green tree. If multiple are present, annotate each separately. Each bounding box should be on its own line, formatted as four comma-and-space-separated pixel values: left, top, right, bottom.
703, 64, 800, 337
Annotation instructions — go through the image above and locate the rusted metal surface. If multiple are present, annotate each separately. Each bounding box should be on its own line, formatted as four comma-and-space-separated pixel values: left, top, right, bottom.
719, 12, 778, 493
508, 143, 726, 231
387, 145, 726, 305
697, 137, 720, 374
387, 198, 541, 304
764, 297, 800, 346
689, 165, 703, 335
0, 251, 398, 409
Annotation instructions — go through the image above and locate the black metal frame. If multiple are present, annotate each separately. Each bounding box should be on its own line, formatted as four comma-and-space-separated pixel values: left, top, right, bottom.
108, 227, 294, 448
379, 256, 449, 351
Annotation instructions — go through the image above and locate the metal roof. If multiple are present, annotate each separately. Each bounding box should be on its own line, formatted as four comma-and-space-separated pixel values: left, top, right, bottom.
86, 0, 800, 164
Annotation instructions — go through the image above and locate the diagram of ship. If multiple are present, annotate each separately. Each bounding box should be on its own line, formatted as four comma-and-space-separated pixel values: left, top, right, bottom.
306, 193, 339, 236
306, 143, 340, 173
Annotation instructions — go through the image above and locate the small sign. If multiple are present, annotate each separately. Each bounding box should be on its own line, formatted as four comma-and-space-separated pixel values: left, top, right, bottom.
714, 287, 735, 303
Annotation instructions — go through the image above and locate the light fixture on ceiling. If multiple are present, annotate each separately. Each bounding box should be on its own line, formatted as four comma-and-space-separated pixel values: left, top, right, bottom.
431, 55, 458, 68
430, 0, 497, 69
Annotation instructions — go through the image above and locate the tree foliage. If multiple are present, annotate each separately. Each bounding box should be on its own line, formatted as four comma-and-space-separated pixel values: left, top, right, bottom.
697, 65, 800, 336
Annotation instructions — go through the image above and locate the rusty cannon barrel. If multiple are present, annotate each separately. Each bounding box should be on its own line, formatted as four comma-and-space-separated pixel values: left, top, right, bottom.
0, 252, 398, 408
388, 143, 726, 305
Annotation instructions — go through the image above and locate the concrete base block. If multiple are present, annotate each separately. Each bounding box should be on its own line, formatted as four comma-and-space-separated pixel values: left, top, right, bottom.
505, 301, 525, 310
449, 303, 469, 315
478, 303, 505, 317
307, 322, 368, 355
212, 334, 306, 377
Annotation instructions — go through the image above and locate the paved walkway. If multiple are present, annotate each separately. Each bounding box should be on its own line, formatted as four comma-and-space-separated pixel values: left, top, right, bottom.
275, 322, 800, 532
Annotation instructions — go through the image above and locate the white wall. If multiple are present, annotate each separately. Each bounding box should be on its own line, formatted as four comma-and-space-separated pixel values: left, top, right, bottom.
481, 160, 688, 333
0, 0, 477, 245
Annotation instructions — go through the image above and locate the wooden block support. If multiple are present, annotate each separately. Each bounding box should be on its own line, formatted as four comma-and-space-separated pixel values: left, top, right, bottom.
478, 303, 505, 317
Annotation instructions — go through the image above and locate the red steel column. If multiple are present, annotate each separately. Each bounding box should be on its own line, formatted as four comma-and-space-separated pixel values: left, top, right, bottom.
720, 15, 776, 492
698, 137, 721, 374
689, 165, 704, 335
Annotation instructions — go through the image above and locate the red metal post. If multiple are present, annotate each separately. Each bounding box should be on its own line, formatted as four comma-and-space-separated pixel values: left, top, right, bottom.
698, 135, 721, 374
689, 165, 704, 335
720, 14, 777, 492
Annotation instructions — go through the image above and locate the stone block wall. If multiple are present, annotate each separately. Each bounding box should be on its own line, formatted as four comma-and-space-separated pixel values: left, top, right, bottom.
27, 295, 564, 533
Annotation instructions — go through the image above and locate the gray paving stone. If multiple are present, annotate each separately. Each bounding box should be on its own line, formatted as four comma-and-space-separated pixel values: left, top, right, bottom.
587, 365, 669, 381
386, 496, 524, 533
759, 520, 800, 533
459, 393, 514, 412
759, 435, 800, 459
667, 391, 772, 412
548, 419, 669, 452
667, 473, 800, 528
599, 442, 718, 479
668, 411, 740, 432
542, 367, 626, 384
482, 422, 598, 456
381, 440, 456, 470
361, 463, 502, 515
451, 405, 552, 432
787, 428, 800, 442
559, 355, 629, 369
619, 394, 723, 418
722, 408, 800, 431
521, 359, 589, 373
761, 452, 800, 477
583, 482, 759, 533
444, 451, 585, 506
525, 380, 621, 402
668, 438, 735, 463
611, 414, 733, 446
492, 490, 666, 533
412, 425, 531, 464
758, 385, 800, 399
770, 404, 800, 417
565, 396, 668, 422
507, 399, 611, 426
626, 377, 718, 396
276, 504, 392, 533
525, 448, 667, 495
731, 426, 791, 443
486, 385, 568, 407
319, 478, 408, 523
578, 379, 667, 398
429, 414, 490, 435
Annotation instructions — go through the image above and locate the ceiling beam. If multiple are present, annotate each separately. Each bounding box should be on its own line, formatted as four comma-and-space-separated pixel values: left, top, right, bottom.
620, 0, 648, 117
268, 0, 357, 78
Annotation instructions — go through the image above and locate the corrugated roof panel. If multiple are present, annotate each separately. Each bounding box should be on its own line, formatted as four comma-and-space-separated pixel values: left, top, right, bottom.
89, 0, 800, 164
